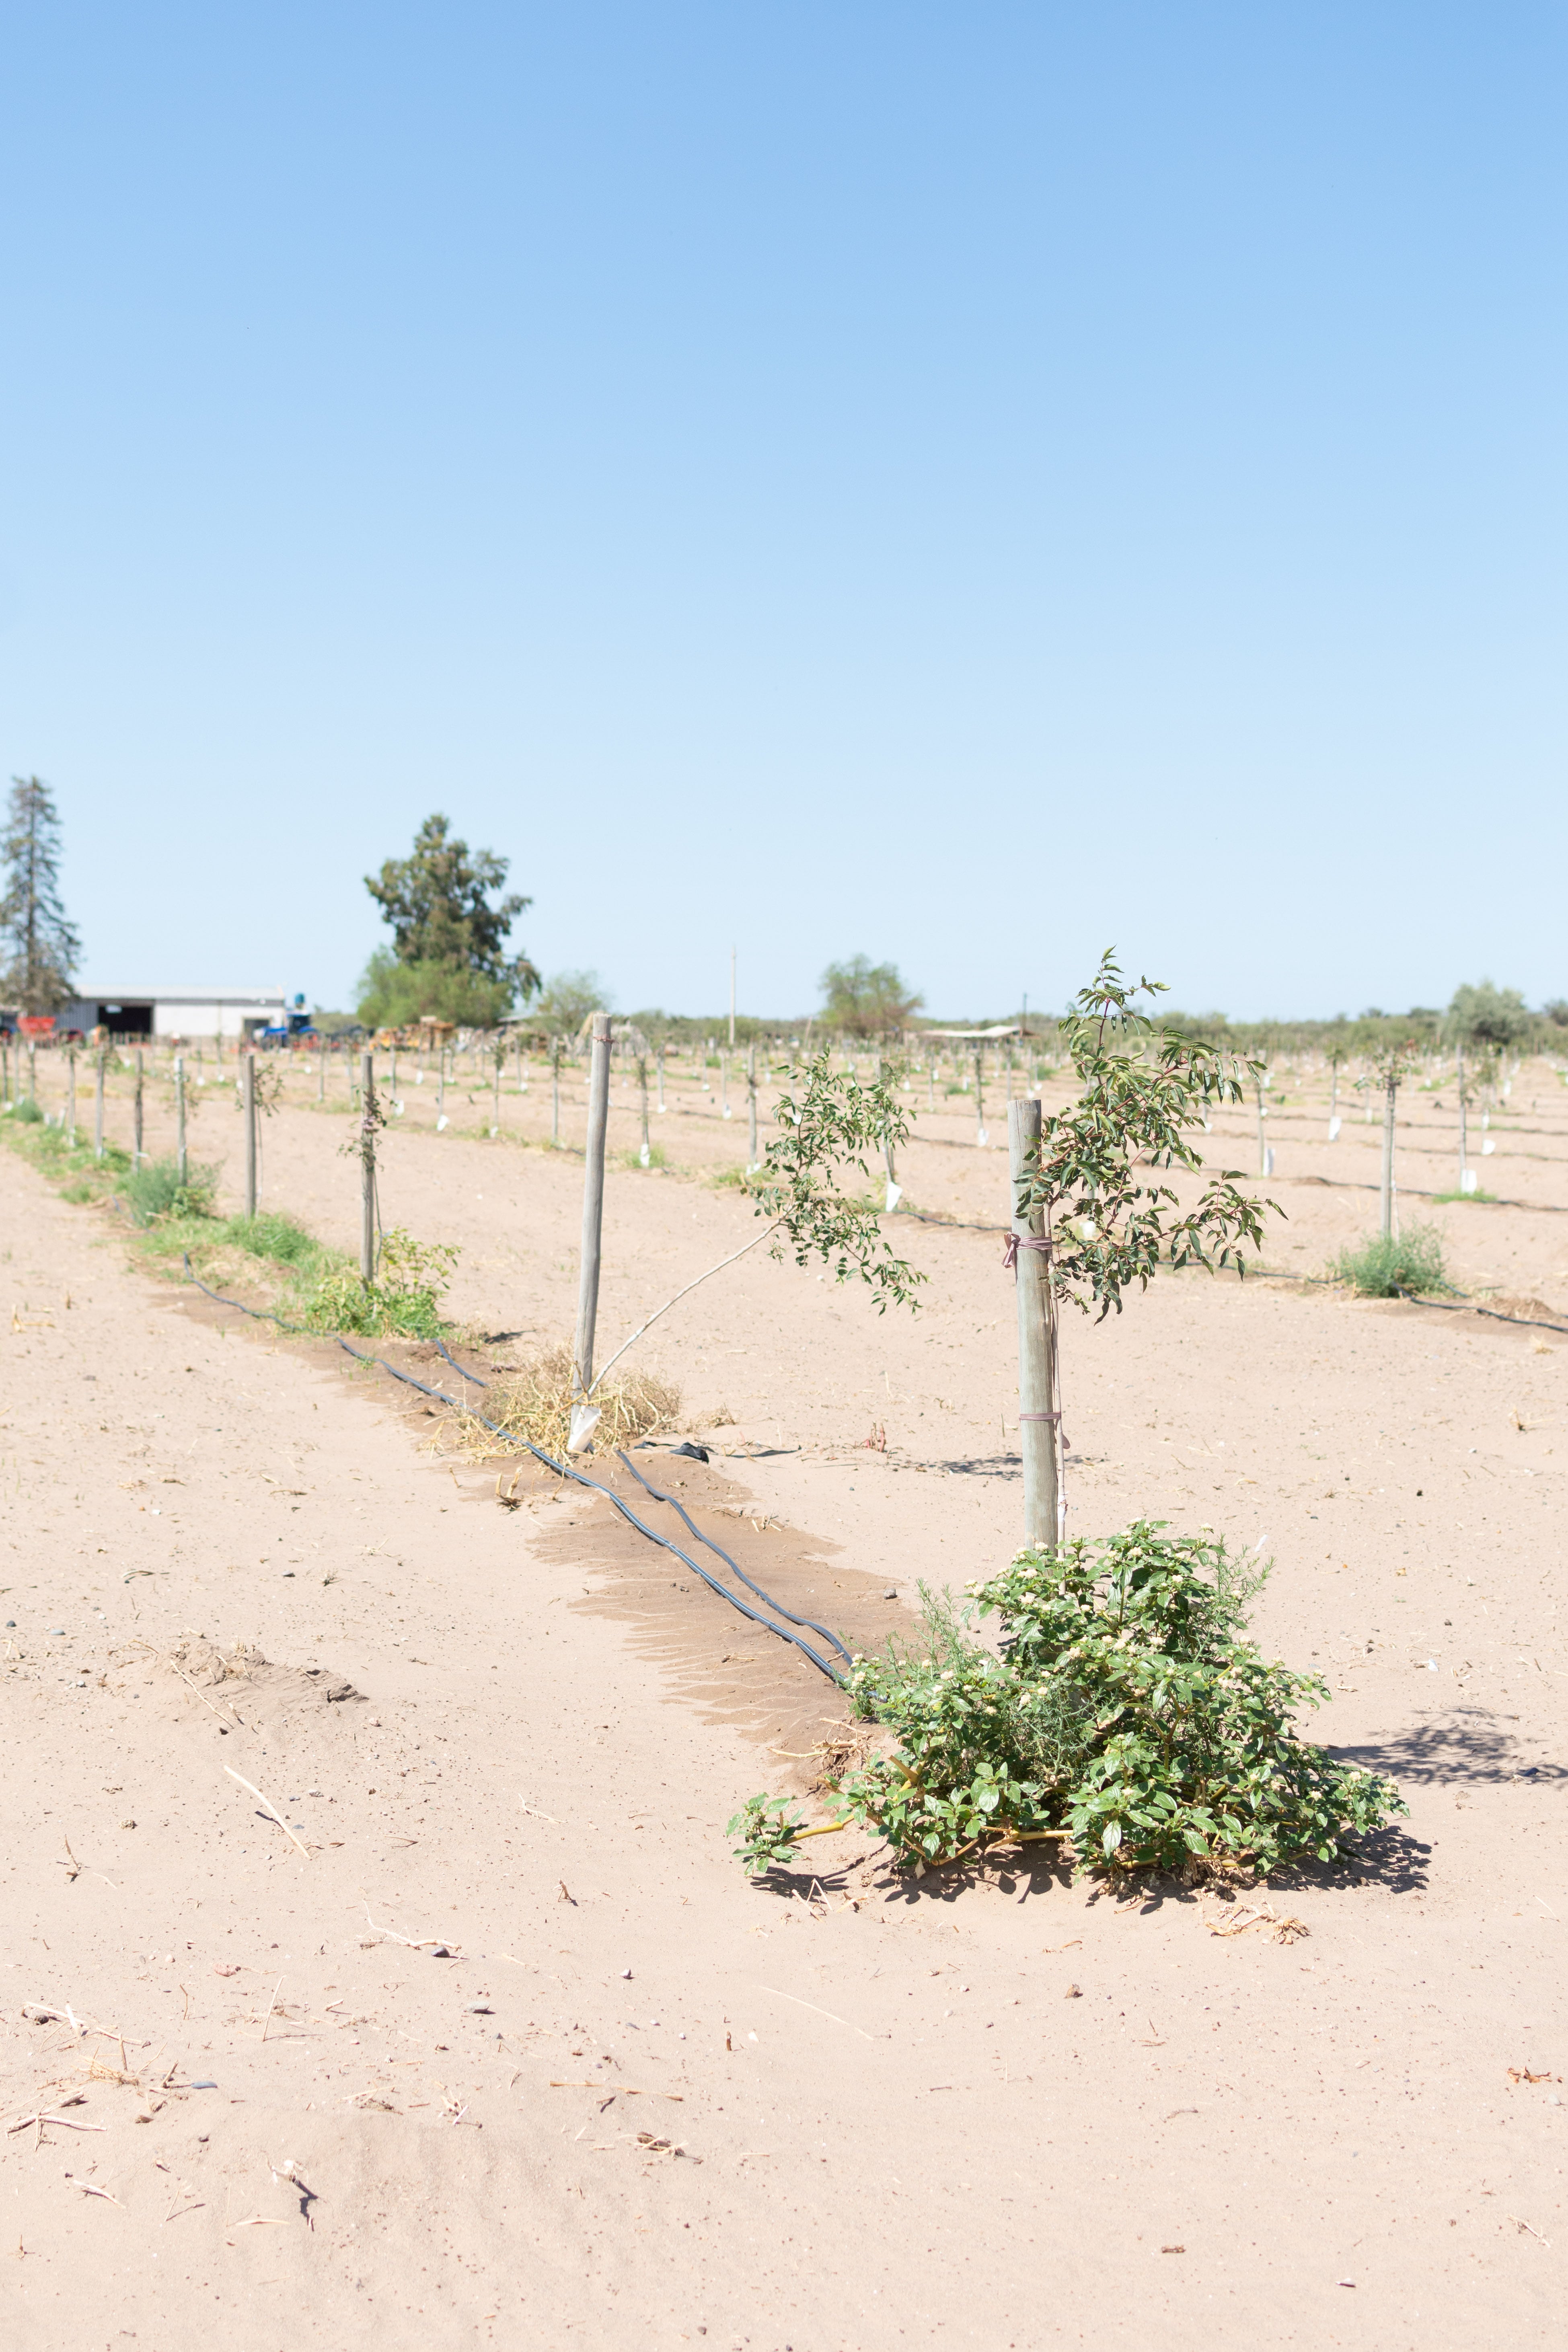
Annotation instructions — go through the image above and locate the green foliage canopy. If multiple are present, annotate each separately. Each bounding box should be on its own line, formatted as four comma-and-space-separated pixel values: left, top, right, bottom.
752, 1052, 923, 1311
1016, 950, 1277, 1319
1, 776, 79, 1013
818, 954, 923, 1037
356, 949, 514, 1031
364, 813, 538, 1002
1445, 978, 1531, 1051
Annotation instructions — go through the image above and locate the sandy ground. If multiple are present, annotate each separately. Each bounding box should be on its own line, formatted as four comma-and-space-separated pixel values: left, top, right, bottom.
2, 1044, 1566, 2348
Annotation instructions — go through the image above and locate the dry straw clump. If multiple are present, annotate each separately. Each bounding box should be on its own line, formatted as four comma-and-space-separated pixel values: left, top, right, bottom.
440, 1339, 680, 1463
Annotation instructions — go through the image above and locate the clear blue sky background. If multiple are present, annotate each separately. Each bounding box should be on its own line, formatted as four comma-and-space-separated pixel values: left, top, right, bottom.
5, 4, 1564, 1021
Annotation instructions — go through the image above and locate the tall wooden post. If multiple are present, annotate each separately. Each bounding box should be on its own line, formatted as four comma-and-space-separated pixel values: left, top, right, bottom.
175, 1056, 187, 1183
746, 1043, 758, 1167
1008, 1098, 1058, 1550
65, 1050, 77, 1148
974, 1047, 985, 1146
656, 1043, 666, 1113
242, 1052, 258, 1217
639, 1054, 651, 1165
94, 1050, 105, 1159
570, 1012, 613, 1447
492, 1039, 503, 1134
1256, 1076, 1268, 1177
1456, 1045, 1468, 1191
729, 947, 736, 1049
133, 1049, 144, 1167
551, 1037, 562, 1146
360, 1050, 377, 1280
1381, 1072, 1397, 1237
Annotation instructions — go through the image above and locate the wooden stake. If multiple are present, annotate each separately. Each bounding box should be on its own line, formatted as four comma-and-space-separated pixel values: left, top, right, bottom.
94, 1048, 105, 1159
571, 1011, 613, 1434
174, 1056, 187, 1184
746, 1043, 758, 1168
551, 1037, 562, 1145
242, 1052, 257, 1217
656, 1042, 666, 1113
1381, 1072, 1396, 1236
1008, 1097, 1058, 1549
1457, 1043, 1468, 1191
65, 1049, 76, 1148
133, 1050, 144, 1167
729, 946, 736, 1048
360, 1050, 377, 1280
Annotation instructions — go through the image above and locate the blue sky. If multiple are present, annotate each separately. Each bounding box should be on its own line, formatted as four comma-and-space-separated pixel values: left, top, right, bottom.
5, 4, 1564, 1020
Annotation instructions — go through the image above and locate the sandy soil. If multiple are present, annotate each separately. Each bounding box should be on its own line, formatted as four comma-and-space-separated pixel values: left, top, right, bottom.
2, 1044, 1565, 2348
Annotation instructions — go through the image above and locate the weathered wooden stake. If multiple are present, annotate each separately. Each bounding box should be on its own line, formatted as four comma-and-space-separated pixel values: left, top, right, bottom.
729, 946, 736, 1049
318, 1048, 326, 1103
570, 1012, 613, 1445
551, 1037, 562, 1145
746, 1043, 758, 1168
1456, 1044, 1469, 1190
175, 1056, 187, 1183
1008, 1097, 1058, 1549
1381, 1072, 1397, 1237
242, 1052, 258, 1217
656, 1043, 666, 1113
360, 1050, 377, 1280
66, 1049, 77, 1148
94, 1050, 105, 1159
639, 1054, 651, 1165
133, 1050, 144, 1167
974, 1047, 986, 1146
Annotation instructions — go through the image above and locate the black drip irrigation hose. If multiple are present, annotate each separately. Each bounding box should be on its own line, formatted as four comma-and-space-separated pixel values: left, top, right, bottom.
1393, 1286, 1568, 1337
181, 1257, 848, 1684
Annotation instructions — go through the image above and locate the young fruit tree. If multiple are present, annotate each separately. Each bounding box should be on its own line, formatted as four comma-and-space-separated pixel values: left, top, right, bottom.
1007, 951, 1277, 1549
728, 952, 1406, 1885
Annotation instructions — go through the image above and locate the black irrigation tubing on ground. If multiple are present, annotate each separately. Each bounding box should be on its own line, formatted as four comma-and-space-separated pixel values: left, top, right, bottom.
615, 1449, 854, 1665
429, 1334, 852, 1666
1393, 1286, 1568, 1339
180, 1257, 847, 1685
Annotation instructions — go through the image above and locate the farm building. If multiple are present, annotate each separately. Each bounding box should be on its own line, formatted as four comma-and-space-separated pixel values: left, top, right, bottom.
56, 984, 291, 1039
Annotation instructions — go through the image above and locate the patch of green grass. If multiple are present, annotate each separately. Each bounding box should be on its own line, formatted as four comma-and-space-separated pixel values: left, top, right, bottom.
10, 1097, 44, 1124
1430, 1186, 1497, 1205
618, 1144, 668, 1171
121, 1154, 219, 1226
1330, 1222, 1450, 1297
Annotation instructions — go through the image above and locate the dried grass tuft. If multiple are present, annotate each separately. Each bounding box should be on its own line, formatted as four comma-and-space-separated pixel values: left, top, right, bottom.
440, 1339, 680, 1462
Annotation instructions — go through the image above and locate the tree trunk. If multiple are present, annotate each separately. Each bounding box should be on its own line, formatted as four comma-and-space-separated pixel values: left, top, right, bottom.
1381, 1075, 1396, 1236
1008, 1098, 1058, 1550
360, 1050, 378, 1279
175, 1056, 186, 1184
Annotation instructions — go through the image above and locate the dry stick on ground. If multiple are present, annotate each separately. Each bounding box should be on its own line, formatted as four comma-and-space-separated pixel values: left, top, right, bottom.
224, 1766, 309, 1859
259, 1976, 284, 2042
362, 1904, 453, 1951
586, 1220, 781, 1396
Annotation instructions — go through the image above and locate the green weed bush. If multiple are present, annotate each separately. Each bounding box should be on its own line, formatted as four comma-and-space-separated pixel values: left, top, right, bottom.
1331, 1224, 1449, 1297
121, 1155, 218, 1226
730, 1521, 1404, 1879
10, 1097, 44, 1124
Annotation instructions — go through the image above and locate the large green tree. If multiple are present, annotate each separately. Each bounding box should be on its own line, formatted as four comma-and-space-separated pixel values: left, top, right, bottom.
364, 814, 540, 1003
818, 954, 923, 1037
1, 776, 80, 1013
1445, 978, 1530, 1051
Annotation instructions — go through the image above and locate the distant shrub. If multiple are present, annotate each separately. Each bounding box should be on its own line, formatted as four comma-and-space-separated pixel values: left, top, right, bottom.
10, 1097, 44, 1124
1331, 1224, 1449, 1297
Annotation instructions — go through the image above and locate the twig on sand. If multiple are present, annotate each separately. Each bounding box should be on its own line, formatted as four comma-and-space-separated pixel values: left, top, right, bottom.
224, 1767, 308, 1859
72, 2182, 122, 2206
259, 1976, 284, 2043
361, 1904, 454, 1952
8, 2114, 108, 2137
756, 1984, 875, 2042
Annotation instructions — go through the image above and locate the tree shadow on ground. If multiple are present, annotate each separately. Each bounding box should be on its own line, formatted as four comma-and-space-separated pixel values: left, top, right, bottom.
1328, 1709, 1562, 1787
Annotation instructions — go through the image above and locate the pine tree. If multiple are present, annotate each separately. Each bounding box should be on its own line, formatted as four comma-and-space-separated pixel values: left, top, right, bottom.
0, 776, 80, 1013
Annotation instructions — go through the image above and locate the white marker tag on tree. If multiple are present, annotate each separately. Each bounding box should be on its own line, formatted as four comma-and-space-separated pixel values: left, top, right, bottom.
436, 1114, 449, 1131
722, 1105, 732, 1118
1328, 1116, 1342, 1141
885, 1180, 903, 1212
415, 1072, 424, 1084
1461, 1168, 1478, 1192
1482, 1137, 1495, 1154
567, 1402, 602, 1453
976, 1128, 988, 1147
1264, 1147, 1274, 1175
639, 1144, 650, 1166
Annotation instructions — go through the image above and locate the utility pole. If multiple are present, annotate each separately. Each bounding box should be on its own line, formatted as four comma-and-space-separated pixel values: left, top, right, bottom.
729, 947, 736, 1049
242, 1052, 258, 1217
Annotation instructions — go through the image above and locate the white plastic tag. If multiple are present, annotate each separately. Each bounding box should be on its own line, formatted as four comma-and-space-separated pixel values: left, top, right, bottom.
885, 1180, 902, 1212
1328, 1115, 1342, 1141
722, 1105, 732, 1119
1482, 1137, 1495, 1155
976, 1127, 988, 1148
567, 1402, 602, 1453
639, 1144, 650, 1166
1461, 1168, 1478, 1192
1264, 1146, 1274, 1175
436, 1114, 449, 1132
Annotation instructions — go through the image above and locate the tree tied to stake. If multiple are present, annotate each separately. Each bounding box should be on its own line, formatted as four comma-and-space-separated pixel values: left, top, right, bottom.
1014, 950, 1278, 1322
754, 1052, 925, 1311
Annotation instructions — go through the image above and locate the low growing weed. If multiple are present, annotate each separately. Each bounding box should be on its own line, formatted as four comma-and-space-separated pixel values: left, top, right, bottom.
1331, 1223, 1449, 1297
730, 1520, 1404, 1880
